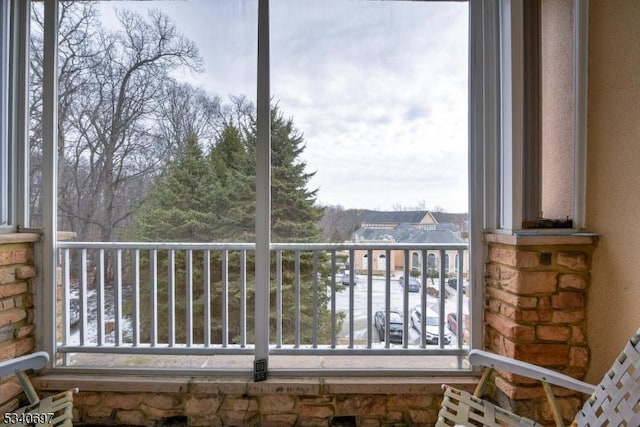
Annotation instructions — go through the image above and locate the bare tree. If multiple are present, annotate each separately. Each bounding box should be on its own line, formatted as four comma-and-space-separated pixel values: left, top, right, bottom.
30, 4, 204, 241
155, 79, 223, 159
30, 2, 101, 229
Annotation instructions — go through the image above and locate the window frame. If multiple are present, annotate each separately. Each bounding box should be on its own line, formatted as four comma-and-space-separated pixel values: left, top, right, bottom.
494, 0, 590, 232
1, 0, 11, 230
19, 0, 589, 372
0, 0, 31, 232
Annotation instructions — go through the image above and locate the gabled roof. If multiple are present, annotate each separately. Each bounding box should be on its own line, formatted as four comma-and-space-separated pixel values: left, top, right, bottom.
353, 223, 464, 244
430, 212, 469, 227
361, 211, 429, 225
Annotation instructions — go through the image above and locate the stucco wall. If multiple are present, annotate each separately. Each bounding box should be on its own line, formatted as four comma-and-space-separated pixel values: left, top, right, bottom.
585, 0, 640, 383
541, 0, 575, 220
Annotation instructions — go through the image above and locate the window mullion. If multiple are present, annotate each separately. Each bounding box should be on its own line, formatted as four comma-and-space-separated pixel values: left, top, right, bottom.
40, 0, 58, 365
499, 0, 524, 232
254, 0, 271, 377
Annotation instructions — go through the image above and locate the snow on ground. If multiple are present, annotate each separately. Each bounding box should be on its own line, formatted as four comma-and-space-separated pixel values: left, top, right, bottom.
66, 273, 469, 348
331, 274, 469, 346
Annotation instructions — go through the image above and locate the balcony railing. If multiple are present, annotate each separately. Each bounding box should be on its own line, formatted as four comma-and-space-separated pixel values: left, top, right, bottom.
56, 242, 470, 370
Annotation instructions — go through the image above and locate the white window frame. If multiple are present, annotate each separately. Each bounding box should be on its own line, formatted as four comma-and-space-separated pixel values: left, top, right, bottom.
0, 0, 11, 229
22, 0, 589, 370
491, 0, 589, 233
0, 0, 32, 231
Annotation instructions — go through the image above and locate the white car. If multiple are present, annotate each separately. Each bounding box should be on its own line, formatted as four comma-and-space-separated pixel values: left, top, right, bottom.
410, 308, 452, 345
340, 271, 358, 285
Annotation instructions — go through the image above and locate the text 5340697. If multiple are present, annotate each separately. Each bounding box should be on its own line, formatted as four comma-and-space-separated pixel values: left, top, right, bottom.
3, 412, 55, 425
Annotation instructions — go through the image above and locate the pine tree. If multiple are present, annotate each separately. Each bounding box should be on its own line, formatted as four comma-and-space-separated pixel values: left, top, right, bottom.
128, 103, 335, 346
129, 133, 217, 242
209, 122, 255, 242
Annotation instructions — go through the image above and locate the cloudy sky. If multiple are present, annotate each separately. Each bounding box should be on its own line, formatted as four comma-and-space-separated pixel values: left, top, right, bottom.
100, 0, 469, 212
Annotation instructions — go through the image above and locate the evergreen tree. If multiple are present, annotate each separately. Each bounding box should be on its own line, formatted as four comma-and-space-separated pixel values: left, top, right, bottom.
128, 103, 335, 346
128, 133, 217, 242
270, 106, 323, 243
209, 122, 255, 242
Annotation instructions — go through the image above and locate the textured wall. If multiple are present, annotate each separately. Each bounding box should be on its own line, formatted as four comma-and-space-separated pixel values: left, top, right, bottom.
0, 235, 39, 414
541, 0, 575, 220
586, 0, 640, 383
484, 233, 596, 424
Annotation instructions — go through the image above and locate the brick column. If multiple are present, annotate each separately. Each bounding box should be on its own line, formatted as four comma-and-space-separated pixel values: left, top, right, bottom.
0, 233, 40, 414
484, 233, 597, 425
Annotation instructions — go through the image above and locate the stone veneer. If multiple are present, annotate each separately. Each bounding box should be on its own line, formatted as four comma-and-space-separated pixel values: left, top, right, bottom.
484, 232, 598, 425
0, 233, 40, 414
32, 375, 476, 427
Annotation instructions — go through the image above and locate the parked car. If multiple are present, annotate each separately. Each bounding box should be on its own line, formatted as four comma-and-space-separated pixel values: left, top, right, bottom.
341, 271, 358, 285
446, 312, 470, 344
446, 312, 459, 332
447, 278, 468, 294
410, 308, 452, 345
373, 310, 403, 344
398, 276, 421, 292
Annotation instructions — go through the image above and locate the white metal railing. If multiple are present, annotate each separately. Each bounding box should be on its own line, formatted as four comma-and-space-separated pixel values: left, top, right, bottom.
56, 242, 470, 366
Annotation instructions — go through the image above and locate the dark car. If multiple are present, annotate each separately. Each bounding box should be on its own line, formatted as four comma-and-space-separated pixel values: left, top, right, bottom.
447, 278, 468, 294
398, 276, 421, 292
374, 310, 404, 344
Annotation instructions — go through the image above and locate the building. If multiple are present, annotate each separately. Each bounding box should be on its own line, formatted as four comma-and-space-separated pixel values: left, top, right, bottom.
349, 211, 469, 278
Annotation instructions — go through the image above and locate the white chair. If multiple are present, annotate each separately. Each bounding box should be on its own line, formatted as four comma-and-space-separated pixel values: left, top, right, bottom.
0, 352, 77, 427
437, 328, 640, 426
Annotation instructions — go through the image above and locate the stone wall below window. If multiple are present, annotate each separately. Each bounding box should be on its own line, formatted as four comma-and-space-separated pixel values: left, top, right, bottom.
484, 232, 597, 425
32, 376, 477, 427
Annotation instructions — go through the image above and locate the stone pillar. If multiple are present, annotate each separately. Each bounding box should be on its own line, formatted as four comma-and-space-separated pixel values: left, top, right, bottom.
484, 233, 597, 425
0, 233, 40, 413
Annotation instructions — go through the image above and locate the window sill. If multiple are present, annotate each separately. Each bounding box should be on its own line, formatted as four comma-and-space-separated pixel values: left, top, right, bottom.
33, 374, 479, 395
0, 232, 41, 244
485, 230, 598, 246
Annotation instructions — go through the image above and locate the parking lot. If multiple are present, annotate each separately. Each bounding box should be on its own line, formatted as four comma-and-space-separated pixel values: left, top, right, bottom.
331, 274, 469, 346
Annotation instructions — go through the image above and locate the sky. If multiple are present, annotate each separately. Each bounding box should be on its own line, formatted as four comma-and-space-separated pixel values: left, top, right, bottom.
99, 0, 469, 213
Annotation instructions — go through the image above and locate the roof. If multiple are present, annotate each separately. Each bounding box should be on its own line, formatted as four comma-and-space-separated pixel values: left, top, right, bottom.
361, 211, 429, 225
430, 212, 469, 227
353, 223, 464, 244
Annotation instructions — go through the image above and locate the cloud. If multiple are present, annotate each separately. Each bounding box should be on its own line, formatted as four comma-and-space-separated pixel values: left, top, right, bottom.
100, 0, 469, 212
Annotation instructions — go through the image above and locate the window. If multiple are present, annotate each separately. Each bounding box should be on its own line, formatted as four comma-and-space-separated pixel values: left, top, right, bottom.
377, 253, 386, 271
427, 252, 436, 271
13, 0, 588, 374
412, 252, 420, 269
489, 0, 588, 231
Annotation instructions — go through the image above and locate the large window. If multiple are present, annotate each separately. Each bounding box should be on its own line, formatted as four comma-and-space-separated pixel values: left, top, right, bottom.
0, 0, 589, 374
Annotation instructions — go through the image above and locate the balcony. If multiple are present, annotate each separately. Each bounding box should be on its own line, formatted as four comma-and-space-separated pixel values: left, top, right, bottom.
55, 241, 470, 374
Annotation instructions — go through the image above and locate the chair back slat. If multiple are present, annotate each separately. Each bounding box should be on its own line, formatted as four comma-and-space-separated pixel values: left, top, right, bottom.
574, 338, 640, 426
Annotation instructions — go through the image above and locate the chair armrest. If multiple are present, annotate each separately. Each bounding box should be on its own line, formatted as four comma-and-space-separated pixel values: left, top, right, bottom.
0, 351, 49, 377
469, 349, 596, 395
